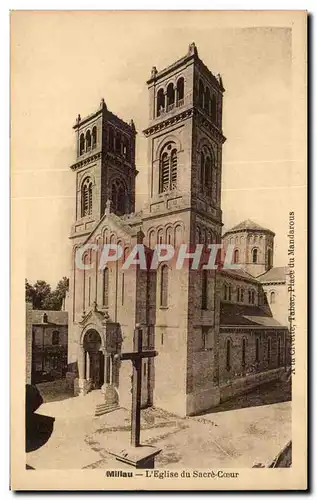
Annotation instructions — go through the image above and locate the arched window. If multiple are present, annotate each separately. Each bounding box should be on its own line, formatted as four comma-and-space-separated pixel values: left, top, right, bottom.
224, 284, 228, 300
176, 77, 184, 104
228, 285, 232, 301
85, 130, 91, 151
201, 270, 208, 310
226, 339, 231, 371
270, 291, 276, 304
205, 157, 212, 197
92, 126, 97, 149
111, 179, 127, 215
159, 143, 178, 193
52, 330, 59, 346
79, 133, 85, 155
160, 265, 168, 308
117, 186, 126, 215
251, 290, 255, 304
248, 290, 252, 304
237, 287, 240, 302
240, 288, 244, 302
200, 151, 205, 189
205, 87, 211, 114
267, 337, 272, 364
234, 249, 239, 264
268, 248, 272, 268
122, 137, 130, 160
115, 133, 121, 154
157, 88, 165, 117
198, 80, 204, 108
211, 94, 217, 120
108, 127, 114, 151
242, 338, 246, 367
252, 248, 258, 263
255, 337, 260, 363
200, 146, 214, 197
81, 177, 93, 217
166, 82, 175, 109
277, 337, 282, 366
103, 267, 109, 308
149, 230, 156, 249
157, 229, 163, 245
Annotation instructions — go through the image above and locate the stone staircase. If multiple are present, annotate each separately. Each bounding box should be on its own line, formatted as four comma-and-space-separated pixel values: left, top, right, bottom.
95, 401, 119, 417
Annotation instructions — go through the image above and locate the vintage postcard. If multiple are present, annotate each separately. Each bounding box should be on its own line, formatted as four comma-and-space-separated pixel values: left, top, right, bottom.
11, 10, 307, 490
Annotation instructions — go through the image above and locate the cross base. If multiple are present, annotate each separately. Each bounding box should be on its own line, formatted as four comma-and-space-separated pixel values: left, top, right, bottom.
106, 443, 161, 469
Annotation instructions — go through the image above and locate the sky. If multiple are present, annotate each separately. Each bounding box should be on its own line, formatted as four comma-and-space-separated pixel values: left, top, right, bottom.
11, 11, 305, 287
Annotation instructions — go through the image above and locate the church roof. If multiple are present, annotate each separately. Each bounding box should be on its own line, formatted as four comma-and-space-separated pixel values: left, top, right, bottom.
220, 268, 259, 284
220, 303, 285, 328
258, 266, 288, 283
32, 310, 68, 326
223, 219, 275, 236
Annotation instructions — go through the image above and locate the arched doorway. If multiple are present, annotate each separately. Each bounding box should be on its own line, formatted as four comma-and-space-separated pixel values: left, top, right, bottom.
83, 329, 104, 390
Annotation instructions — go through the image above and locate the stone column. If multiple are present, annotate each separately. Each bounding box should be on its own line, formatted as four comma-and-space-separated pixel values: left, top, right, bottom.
77, 344, 88, 396
101, 349, 118, 407
86, 351, 90, 380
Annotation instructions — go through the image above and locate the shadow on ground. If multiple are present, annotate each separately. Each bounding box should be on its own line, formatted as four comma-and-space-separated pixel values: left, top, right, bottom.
199, 379, 291, 416
36, 378, 75, 403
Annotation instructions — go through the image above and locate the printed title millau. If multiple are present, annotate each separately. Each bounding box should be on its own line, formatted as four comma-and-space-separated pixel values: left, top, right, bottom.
105, 470, 239, 479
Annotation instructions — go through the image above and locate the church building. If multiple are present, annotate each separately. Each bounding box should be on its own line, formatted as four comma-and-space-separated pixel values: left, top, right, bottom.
66, 43, 289, 416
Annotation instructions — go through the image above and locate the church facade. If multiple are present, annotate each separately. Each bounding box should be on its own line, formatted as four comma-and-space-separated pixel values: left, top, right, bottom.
66, 43, 290, 416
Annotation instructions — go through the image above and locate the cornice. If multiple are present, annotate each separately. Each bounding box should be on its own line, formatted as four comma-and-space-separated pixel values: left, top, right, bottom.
70, 151, 102, 171
195, 108, 226, 144
143, 108, 194, 137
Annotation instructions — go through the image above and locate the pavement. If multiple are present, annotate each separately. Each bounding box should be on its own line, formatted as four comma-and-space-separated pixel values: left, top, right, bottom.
26, 380, 292, 470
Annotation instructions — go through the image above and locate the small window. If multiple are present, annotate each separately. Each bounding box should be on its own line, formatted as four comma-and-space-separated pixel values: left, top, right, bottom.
224, 284, 228, 300
267, 337, 272, 364
270, 291, 276, 304
255, 337, 260, 363
92, 126, 97, 148
202, 327, 208, 350
226, 339, 231, 371
251, 290, 255, 304
85, 130, 91, 151
103, 267, 109, 308
237, 287, 240, 302
242, 338, 246, 367
201, 270, 208, 310
198, 80, 204, 108
143, 362, 147, 377
176, 77, 184, 103
52, 330, 59, 345
228, 286, 232, 301
240, 288, 244, 302
277, 337, 282, 366
268, 248, 272, 268
166, 82, 175, 108
160, 265, 168, 308
233, 249, 239, 264
157, 89, 165, 117
79, 134, 85, 155
252, 248, 258, 263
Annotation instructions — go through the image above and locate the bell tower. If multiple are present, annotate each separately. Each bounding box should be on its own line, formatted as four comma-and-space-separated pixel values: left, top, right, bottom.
70, 99, 137, 238
142, 44, 227, 415
143, 42, 226, 242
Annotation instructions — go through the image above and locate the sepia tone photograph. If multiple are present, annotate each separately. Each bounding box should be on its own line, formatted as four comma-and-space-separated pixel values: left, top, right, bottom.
11, 10, 307, 490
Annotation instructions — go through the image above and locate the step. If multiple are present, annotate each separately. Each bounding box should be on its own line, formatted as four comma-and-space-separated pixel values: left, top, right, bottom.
95, 403, 119, 417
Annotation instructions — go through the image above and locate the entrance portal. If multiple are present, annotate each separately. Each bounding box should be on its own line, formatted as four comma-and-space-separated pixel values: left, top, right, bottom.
83, 329, 104, 390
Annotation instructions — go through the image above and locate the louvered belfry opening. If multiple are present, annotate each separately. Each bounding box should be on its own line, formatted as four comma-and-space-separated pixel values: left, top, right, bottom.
81, 177, 93, 217
159, 142, 178, 193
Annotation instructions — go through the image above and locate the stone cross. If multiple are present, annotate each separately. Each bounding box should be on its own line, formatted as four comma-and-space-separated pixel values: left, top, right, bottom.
115, 325, 157, 447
